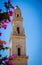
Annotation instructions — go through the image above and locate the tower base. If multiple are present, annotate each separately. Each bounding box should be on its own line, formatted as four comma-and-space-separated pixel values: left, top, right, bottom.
12, 56, 28, 65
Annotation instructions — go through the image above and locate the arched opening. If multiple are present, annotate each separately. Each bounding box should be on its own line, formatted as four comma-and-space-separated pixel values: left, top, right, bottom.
17, 14, 19, 17
18, 48, 21, 56
17, 27, 20, 34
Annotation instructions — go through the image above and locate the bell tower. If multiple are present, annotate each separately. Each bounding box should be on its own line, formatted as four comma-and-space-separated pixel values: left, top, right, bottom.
10, 6, 28, 65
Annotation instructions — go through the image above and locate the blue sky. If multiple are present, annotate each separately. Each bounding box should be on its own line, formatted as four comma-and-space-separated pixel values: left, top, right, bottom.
0, 0, 42, 65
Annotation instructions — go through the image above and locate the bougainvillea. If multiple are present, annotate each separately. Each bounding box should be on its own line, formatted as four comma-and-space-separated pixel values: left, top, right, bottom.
0, 0, 14, 28
0, 0, 15, 65
0, 0, 14, 44
0, 54, 16, 65
0, 40, 6, 45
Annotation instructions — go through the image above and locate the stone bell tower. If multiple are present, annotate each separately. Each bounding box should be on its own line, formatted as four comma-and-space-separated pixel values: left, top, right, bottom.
10, 6, 28, 65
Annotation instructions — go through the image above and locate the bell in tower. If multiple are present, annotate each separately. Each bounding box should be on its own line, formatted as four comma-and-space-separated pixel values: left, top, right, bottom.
10, 6, 28, 65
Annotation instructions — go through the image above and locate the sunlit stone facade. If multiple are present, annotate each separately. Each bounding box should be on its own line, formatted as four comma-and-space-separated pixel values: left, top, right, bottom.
10, 6, 28, 65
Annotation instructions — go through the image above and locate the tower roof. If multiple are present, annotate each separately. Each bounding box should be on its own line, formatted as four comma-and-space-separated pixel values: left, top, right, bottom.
13, 5, 23, 21
14, 5, 20, 10
14, 5, 21, 13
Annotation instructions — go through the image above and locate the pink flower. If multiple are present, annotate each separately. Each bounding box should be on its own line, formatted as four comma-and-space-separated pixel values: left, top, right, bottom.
5, 58, 13, 65
4, 19, 7, 22
9, 55, 13, 60
4, 41, 6, 44
4, 20, 9, 23
11, 6, 14, 9
13, 54, 16, 58
2, 22, 4, 24
0, 32, 2, 36
8, 19, 11, 22
4, 25, 7, 29
5, 60, 9, 65
8, 0, 11, 3
8, 61, 13, 65
8, 11, 13, 16
6, 21, 9, 23
0, 44, 2, 46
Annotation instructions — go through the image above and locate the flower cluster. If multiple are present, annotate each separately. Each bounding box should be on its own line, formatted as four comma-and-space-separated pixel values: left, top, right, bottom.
0, 40, 6, 45
4, 0, 14, 11
0, 0, 14, 28
0, 0, 15, 65
0, 0, 14, 45
0, 54, 16, 65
